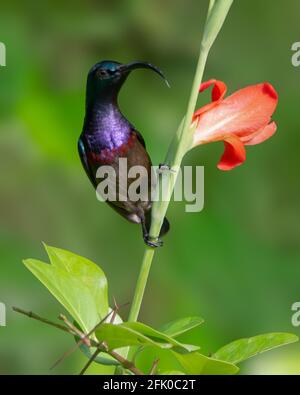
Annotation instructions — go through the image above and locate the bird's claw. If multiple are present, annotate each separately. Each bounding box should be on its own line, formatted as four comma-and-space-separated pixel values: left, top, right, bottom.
157, 163, 176, 175
144, 235, 163, 248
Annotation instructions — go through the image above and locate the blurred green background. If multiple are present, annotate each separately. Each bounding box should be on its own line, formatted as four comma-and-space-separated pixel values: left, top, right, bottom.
0, 0, 300, 374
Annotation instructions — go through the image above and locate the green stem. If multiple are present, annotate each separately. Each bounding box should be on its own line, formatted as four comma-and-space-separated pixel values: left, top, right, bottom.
150, 0, 234, 239
128, 0, 233, 323
128, 247, 155, 322
208, 0, 216, 15
121, 0, 234, 371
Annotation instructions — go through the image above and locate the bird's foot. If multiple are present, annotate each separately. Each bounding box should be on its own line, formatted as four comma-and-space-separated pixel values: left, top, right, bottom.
157, 163, 176, 175
143, 234, 163, 248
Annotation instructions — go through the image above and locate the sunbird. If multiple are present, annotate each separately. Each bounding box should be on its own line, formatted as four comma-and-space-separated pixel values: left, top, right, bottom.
78, 60, 170, 247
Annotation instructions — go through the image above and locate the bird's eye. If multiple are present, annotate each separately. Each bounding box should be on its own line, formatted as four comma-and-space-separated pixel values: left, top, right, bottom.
96, 69, 108, 78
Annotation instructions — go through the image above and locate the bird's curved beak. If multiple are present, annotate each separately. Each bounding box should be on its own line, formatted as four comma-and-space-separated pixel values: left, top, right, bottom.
119, 61, 170, 87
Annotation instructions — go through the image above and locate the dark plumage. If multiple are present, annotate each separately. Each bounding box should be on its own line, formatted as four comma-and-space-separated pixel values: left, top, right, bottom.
78, 60, 169, 247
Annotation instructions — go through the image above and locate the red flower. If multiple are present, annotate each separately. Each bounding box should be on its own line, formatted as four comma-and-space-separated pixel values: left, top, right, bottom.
192, 79, 278, 170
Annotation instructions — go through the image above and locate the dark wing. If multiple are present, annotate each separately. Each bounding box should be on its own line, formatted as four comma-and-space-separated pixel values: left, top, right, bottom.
133, 129, 146, 148
78, 136, 96, 187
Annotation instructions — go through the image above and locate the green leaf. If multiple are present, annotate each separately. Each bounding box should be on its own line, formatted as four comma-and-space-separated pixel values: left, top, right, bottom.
96, 323, 159, 350
43, 244, 108, 319
172, 351, 239, 375
95, 322, 199, 353
23, 245, 109, 333
122, 322, 199, 353
159, 316, 204, 337
79, 310, 127, 366
135, 345, 238, 375
79, 343, 119, 366
160, 371, 186, 375
213, 333, 299, 365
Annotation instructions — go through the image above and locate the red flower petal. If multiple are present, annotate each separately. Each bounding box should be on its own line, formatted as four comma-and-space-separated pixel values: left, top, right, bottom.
199, 79, 227, 102
217, 135, 246, 171
242, 121, 277, 146
193, 83, 278, 145
193, 79, 227, 120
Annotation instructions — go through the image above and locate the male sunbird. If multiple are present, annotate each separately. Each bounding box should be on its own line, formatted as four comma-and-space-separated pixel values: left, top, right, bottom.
78, 60, 170, 247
